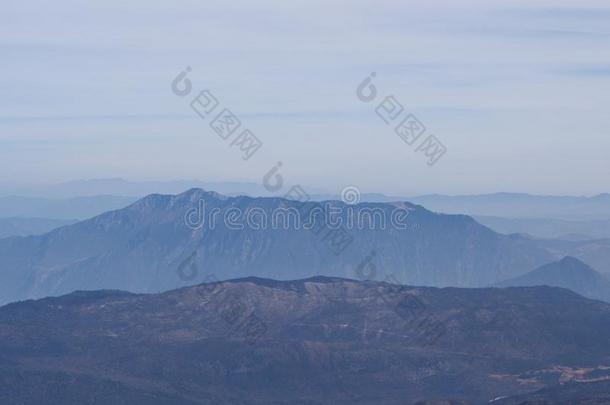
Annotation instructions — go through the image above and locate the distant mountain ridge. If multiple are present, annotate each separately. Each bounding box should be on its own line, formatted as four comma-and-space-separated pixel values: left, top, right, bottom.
0, 277, 609, 404
473, 215, 610, 240
407, 192, 610, 221
0, 195, 137, 220
0, 178, 292, 198
497, 256, 610, 302
0, 188, 557, 304
0, 217, 77, 238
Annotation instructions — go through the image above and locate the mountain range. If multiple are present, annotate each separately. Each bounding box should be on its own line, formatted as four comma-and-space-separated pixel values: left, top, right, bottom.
4, 178, 610, 219
1, 277, 609, 404
0, 189, 562, 305
3, 179, 610, 241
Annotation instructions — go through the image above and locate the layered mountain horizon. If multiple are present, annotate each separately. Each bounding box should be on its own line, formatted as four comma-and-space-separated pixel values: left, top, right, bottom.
2, 179, 610, 240
7, 2, 609, 402
2, 187, 607, 403
0, 188, 566, 305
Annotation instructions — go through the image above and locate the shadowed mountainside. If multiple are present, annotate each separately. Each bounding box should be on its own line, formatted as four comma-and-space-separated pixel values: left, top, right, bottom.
0, 189, 558, 304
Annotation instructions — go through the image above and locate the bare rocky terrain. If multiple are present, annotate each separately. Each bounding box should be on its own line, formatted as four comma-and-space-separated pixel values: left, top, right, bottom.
1, 277, 609, 404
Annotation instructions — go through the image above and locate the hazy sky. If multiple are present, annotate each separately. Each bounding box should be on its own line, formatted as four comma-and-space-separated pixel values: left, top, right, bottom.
2, 0, 609, 195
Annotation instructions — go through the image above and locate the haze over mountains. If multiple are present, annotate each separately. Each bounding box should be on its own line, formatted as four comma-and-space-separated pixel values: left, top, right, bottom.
0, 195, 136, 220
1, 277, 610, 404
0, 217, 77, 238
6, 0, 610, 402
2, 179, 609, 240
1, 188, 609, 306
531, 237, 610, 276
0, 178, 275, 199
407, 193, 610, 241
497, 256, 610, 303
0, 188, 559, 304
472, 215, 610, 241
0, 184, 609, 403
4, 179, 610, 219
407, 193, 610, 221
342, 193, 610, 240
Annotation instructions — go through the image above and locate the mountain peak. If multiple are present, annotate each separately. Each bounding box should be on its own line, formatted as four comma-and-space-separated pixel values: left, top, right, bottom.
558, 256, 590, 267
497, 256, 610, 302
178, 187, 229, 201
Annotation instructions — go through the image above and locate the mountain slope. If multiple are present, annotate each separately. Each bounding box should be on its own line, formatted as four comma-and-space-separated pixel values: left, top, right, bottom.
497, 256, 610, 302
0, 189, 557, 304
1, 278, 610, 404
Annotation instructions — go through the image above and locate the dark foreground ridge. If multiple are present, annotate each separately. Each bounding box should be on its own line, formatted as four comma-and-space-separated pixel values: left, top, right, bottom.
1, 277, 610, 404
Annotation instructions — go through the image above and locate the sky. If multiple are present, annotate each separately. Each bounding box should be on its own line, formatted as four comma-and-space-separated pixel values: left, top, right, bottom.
1, 0, 609, 195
